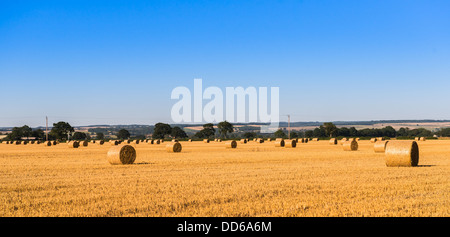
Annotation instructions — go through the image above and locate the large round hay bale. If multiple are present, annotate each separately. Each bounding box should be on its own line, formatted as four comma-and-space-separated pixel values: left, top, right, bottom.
91, 140, 96, 144
154, 139, 160, 144
97, 140, 105, 145
203, 139, 210, 143
43, 141, 52, 146
377, 137, 385, 141
340, 138, 348, 145
68, 141, 80, 148
370, 138, 378, 143
414, 137, 420, 141
419, 137, 426, 141
51, 141, 57, 145
304, 138, 309, 143
312, 138, 319, 141
79, 140, 88, 147
329, 138, 337, 145
35, 141, 41, 144
275, 139, 285, 147
166, 142, 182, 153
110, 140, 119, 146
385, 141, 419, 167
225, 140, 237, 149
107, 145, 136, 165
374, 140, 389, 153
285, 140, 297, 148
256, 138, 264, 143
133, 140, 140, 145
30, 141, 35, 144
342, 140, 358, 151
188, 139, 192, 142
240, 139, 247, 144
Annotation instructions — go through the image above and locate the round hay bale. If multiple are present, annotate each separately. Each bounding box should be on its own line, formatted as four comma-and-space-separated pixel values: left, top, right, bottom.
154, 140, 160, 144
107, 145, 136, 165
256, 138, 264, 143
98, 140, 105, 145
285, 140, 297, 148
124, 140, 131, 144
342, 140, 358, 151
133, 140, 140, 145
91, 140, 96, 144
385, 141, 419, 167
240, 139, 247, 144
414, 137, 420, 141
340, 138, 348, 145
203, 139, 210, 143
419, 137, 426, 141
30, 141, 35, 144
378, 137, 385, 141
304, 138, 309, 143
275, 139, 285, 147
188, 139, 192, 142
374, 140, 389, 153
35, 141, 41, 144
225, 140, 237, 149
79, 141, 88, 147
110, 140, 119, 146
329, 138, 337, 145
370, 138, 378, 143
159, 139, 164, 143
312, 138, 319, 141
217, 139, 222, 142
68, 141, 80, 148
43, 141, 52, 146
166, 142, 182, 153
51, 141, 57, 145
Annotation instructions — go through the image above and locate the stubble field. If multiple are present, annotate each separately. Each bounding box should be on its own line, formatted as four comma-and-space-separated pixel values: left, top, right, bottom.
0, 140, 448, 217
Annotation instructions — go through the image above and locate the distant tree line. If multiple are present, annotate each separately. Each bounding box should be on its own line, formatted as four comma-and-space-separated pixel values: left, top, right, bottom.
2, 121, 448, 142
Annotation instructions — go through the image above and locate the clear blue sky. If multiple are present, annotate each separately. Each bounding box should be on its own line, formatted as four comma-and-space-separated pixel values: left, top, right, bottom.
1, 0, 449, 127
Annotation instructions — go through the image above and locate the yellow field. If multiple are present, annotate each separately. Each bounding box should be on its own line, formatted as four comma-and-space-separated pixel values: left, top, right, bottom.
0, 140, 448, 217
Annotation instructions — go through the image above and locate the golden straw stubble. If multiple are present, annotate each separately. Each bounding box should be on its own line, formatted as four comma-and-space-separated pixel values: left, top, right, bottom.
225, 140, 237, 149
374, 140, 389, 153
107, 145, 136, 165
385, 141, 419, 167
342, 140, 358, 151
166, 142, 182, 153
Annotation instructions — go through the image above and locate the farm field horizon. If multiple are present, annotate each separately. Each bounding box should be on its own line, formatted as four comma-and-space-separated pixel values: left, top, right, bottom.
1, 140, 448, 217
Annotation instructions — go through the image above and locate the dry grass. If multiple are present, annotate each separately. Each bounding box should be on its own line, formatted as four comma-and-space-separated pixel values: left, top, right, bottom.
0, 140, 448, 217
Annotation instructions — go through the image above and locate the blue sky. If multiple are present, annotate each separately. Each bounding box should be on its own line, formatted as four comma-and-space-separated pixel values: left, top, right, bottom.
1, 0, 449, 127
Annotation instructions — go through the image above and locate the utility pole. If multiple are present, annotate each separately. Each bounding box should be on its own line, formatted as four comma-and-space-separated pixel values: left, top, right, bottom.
288, 115, 291, 140
45, 116, 48, 141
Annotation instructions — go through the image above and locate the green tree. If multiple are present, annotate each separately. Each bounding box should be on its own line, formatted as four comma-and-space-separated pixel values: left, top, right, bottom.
274, 129, 286, 138
323, 122, 337, 137
153, 123, 172, 139
217, 121, 234, 138
72, 132, 87, 140
50, 122, 74, 140
96, 132, 105, 140
171, 127, 188, 138
243, 132, 257, 139
117, 129, 131, 140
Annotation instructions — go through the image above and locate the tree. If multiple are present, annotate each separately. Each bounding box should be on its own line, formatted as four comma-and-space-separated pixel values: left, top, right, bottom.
50, 122, 74, 140
72, 132, 87, 140
96, 132, 105, 140
171, 127, 188, 138
7, 125, 34, 140
323, 122, 337, 137
217, 121, 234, 138
243, 132, 257, 139
117, 129, 131, 140
153, 123, 172, 139
193, 123, 216, 139
274, 129, 286, 138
